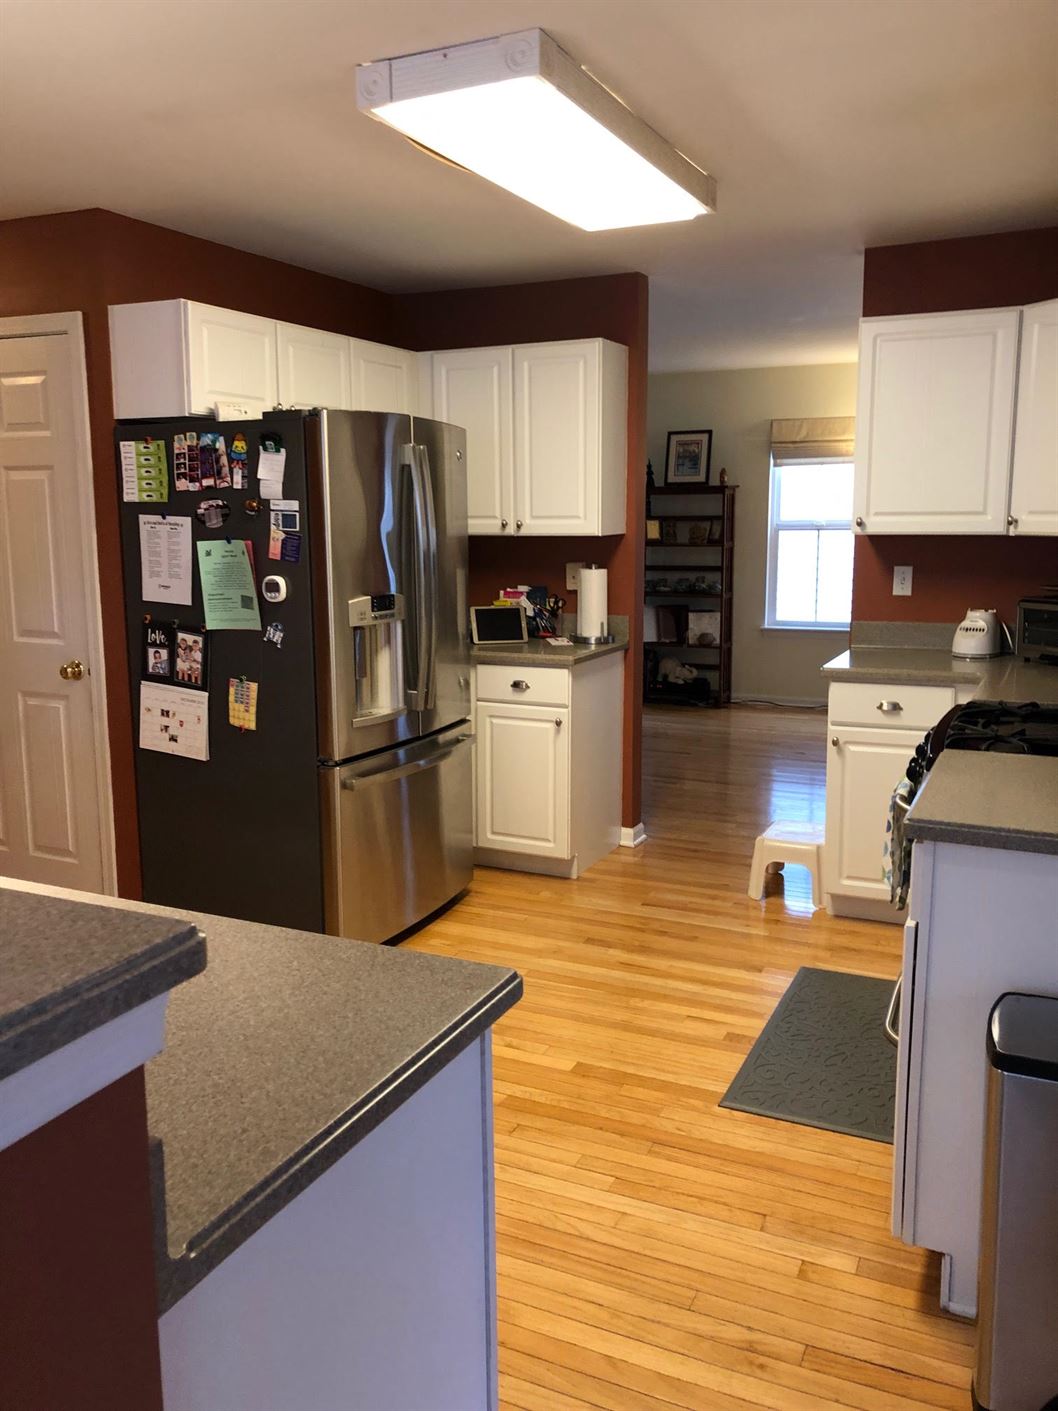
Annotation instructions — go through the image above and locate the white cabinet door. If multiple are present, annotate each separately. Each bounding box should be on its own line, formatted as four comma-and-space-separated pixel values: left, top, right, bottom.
475, 702, 569, 858
186, 303, 278, 416
854, 309, 1020, 534
1010, 298, 1058, 536
350, 339, 418, 415
432, 348, 513, 535
513, 341, 600, 535
824, 726, 922, 903
276, 323, 351, 410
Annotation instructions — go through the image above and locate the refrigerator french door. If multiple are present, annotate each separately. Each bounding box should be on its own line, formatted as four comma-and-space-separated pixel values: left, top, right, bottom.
116, 409, 471, 942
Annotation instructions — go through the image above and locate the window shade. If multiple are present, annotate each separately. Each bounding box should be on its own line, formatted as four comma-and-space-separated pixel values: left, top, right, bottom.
770, 416, 855, 462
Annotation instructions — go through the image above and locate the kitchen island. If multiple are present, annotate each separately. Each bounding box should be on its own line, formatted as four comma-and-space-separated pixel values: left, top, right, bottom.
0, 878, 522, 1411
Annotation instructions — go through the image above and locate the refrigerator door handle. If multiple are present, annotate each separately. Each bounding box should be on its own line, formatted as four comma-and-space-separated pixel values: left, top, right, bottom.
340, 733, 473, 789
400, 445, 430, 710
403, 443, 439, 713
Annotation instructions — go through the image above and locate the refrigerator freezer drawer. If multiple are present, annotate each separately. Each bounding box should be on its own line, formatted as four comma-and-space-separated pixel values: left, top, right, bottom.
322, 728, 474, 943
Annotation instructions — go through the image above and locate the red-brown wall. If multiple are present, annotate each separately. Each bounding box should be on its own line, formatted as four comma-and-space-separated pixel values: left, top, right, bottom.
0, 1070, 164, 1410
0, 209, 394, 898
395, 274, 649, 828
853, 227, 1058, 623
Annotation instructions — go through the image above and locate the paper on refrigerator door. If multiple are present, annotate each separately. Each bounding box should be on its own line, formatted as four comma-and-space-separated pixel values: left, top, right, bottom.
257, 447, 286, 500
139, 515, 192, 605
139, 682, 209, 761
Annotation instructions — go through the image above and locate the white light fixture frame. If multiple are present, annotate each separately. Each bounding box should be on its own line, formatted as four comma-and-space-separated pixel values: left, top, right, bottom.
356, 29, 717, 228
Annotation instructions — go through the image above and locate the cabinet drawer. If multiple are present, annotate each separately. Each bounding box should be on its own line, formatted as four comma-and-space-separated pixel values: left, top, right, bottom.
828, 682, 955, 731
475, 664, 570, 708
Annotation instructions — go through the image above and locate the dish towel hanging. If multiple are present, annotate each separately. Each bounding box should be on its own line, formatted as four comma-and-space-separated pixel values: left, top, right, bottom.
885, 776, 916, 910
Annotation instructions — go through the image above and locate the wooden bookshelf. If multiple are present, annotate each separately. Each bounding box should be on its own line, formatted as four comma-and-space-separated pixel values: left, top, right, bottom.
643, 483, 736, 708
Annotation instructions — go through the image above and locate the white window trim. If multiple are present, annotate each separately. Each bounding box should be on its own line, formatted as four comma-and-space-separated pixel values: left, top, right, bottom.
764, 456, 853, 631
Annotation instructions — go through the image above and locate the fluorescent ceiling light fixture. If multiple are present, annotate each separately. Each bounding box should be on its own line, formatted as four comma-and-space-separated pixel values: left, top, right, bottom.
356, 29, 716, 231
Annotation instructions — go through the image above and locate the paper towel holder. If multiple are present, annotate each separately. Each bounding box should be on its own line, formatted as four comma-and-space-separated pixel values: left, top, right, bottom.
571, 562, 615, 646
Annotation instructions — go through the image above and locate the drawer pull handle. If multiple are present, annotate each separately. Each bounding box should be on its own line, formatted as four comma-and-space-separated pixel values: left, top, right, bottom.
877, 700, 902, 714
511, 679, 530, 691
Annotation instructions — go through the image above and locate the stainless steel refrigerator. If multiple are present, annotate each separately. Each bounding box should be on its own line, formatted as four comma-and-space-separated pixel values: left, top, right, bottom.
116, 408, 472, 942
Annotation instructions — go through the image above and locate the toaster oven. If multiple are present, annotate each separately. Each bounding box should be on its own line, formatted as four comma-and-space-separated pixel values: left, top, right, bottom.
1016, 596, 1058, 663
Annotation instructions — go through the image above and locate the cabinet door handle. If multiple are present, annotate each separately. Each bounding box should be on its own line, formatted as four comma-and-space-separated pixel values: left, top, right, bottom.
831, 735, 840, 747
500, 518, 509, 529
516, 519, 524, 531
555, 717, 563, 728
855, 516, 865, 529
877, 700, 902, 714
1007, 514, 1017, 529
511, 679, 530, 692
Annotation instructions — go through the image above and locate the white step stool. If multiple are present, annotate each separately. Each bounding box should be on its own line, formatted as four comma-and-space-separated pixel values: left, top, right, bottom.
748, 821, 825, 908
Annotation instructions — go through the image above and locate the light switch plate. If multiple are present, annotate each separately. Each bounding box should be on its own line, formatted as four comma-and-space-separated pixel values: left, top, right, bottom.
893, 565, 913, 597
566, 561, 585, 591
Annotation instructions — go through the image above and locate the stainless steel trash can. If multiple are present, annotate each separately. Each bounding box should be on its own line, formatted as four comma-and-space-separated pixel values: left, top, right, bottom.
972, 993, 1058, 1411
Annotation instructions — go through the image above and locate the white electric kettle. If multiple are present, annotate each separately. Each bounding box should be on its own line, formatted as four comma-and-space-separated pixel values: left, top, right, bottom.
952, 608, 1001, 659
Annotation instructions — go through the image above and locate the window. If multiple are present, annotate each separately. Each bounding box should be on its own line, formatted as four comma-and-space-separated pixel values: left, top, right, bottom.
765, 459, 853, 628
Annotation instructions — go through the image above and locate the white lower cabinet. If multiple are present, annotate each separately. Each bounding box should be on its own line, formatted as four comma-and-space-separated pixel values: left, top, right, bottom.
893, 840, 1058, 1318
825, 726, 923, 906
824, 680, 957, 920
476, 702, 570, 858
473, 654, 623, 877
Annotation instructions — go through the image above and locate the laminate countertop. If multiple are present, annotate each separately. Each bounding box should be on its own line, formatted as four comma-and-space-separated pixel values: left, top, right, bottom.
904, 752, 1058, 855
0, 880, 522, 1312
821, 647, 1058, 702
471, 638, 628, 668
0, 887, 204, 1081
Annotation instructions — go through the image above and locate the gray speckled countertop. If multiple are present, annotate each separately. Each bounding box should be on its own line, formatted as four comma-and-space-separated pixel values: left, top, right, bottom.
821, 647, 1058, 702
905, 752, 1058, 854
0, 880, 521, 1312
0, 889, 204, 1080
472, 637, 628, 668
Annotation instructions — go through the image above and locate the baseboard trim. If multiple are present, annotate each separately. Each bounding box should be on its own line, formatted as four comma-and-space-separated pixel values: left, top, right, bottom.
620, 824, 647, 848
732, 694, 827, 708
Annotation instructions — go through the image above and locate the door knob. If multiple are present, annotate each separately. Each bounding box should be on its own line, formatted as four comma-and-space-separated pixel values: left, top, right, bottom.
1007, 515, 1017, 529
59, 659, 84, 681
855, 517, 865, 529
831, 735, 839, 747
500, 518, 509, 529
516, 519, 524, 530
555, 717, 563, 728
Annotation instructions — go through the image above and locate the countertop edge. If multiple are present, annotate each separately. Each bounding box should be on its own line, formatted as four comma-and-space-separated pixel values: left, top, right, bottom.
0, 926, 207, 1082
904, 817, 1058, 856
154, 969, 523, 1312
471, 641, 628, 668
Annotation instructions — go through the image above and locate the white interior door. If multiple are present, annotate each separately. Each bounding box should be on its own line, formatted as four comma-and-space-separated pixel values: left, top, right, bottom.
0, 322, 111, 891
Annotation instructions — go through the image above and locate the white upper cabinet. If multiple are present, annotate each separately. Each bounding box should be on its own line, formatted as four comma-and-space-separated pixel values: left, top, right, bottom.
432, 347, 513, 534
514, 339, 627, 537
186, 303, 279, 417
428, 337, 627, 537
110, 300, 420, 420
276, 322, 351, 410
1009, 298, 1058, 536
854, 308, 1020, 535
350, 339, 419, 416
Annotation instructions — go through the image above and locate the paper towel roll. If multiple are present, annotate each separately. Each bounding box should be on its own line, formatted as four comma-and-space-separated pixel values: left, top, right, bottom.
577, 566, 609, 639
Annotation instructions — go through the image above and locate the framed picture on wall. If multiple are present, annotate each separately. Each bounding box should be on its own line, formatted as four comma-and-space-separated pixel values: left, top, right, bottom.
664, 429, 713, 486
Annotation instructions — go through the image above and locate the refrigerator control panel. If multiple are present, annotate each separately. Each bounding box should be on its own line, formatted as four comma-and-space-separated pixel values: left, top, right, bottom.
348, 593, 404, 626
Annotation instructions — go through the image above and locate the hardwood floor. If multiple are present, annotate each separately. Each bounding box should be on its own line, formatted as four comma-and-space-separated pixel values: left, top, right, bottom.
410, 704, 974, 1410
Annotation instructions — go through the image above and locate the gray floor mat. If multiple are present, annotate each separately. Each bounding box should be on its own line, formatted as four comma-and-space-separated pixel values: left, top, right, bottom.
719, 966, 897, 1143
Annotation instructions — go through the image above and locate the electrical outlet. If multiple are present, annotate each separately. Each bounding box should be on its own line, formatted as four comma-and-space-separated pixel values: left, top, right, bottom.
893, 565, 913, 597
566, 561, 585, 591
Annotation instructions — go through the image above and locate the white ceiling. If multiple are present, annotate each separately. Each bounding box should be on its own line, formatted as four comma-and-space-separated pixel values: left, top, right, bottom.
1, 0, 1055, 370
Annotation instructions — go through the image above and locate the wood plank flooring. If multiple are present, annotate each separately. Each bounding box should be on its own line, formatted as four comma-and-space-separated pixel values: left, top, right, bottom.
409, 704, 974, 1410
